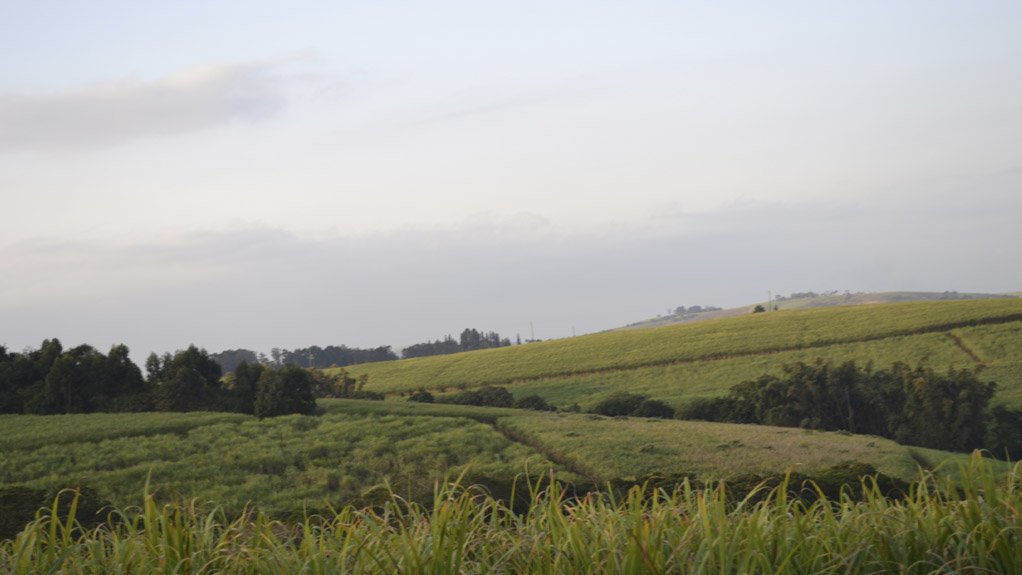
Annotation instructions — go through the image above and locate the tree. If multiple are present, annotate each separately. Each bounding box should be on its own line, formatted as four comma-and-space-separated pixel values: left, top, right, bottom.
752, 305, 766, 313
678, 360, 997, 453
42, 354, 89, 414
145, 353, 165, 382
232, 361, 264, 414
209, 349, 259, 374
104, 344, 148, 411
149, 345, 224, 411
986, 406, 1022, 460
402, 329, 512, 358
254, 365, 316, 418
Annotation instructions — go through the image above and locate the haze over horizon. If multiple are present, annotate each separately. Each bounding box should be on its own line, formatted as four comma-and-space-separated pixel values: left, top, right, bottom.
2, 1, 1021, 361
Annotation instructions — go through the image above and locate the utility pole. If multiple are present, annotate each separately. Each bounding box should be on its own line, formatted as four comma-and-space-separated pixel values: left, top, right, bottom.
530, 321, 535, 342
768, 290, 772, 311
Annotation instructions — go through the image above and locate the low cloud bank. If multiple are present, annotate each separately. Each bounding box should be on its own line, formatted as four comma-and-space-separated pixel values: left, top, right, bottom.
1, 193, 1019, 361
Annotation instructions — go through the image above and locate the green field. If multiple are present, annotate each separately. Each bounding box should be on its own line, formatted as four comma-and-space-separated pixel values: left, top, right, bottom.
0, 410, 562, 516
342, 300, 1022, 409
499, 412, 986, 484
624, 291, 1017, 329
3, 298, 1021, 572
1, 399, 988, 523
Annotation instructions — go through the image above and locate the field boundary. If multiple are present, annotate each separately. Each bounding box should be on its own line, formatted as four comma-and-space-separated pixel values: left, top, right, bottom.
945, 332, 986, 366
425, 314, 1022, 391
492, 420, 601, 484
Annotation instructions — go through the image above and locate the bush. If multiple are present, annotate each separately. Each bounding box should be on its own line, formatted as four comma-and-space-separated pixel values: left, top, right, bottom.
0, 486, 46, 539
408, 389, 435, 403
254, 365, 317, 418
443, 386, 514, 408
476, 386, 514, 407
513, 394, 555, 411
986, 406, 1022, 460
677, 397, 751, 422
633, 399, 676, 419
590, 392, 646, 417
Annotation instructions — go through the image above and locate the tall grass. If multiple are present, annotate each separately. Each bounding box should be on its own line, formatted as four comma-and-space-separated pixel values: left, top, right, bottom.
3, 454, 1019, 573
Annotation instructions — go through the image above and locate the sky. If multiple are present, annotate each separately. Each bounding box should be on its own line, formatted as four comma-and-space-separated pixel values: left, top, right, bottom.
1, 1, 1020, 360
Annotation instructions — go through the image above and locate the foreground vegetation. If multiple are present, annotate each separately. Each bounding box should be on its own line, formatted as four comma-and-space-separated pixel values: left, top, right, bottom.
2, 455, 1018, 574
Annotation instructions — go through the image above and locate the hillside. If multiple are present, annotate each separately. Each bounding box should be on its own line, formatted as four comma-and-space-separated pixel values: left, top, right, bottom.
621, 291, 1018, 330
343, 299, 1022, 409
4, 298, 1020, 547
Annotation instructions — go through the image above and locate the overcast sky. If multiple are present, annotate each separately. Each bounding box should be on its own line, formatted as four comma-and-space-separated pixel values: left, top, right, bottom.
1, 1, 1020, 360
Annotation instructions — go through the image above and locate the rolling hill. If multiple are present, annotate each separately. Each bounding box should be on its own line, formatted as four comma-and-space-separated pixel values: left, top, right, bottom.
3, 297, 1019, 536
342, 298, 1022, 410
621, 290, 1018, 330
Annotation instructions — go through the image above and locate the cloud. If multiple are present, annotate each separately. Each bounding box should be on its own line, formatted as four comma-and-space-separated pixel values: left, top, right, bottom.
0, 62, 286, 151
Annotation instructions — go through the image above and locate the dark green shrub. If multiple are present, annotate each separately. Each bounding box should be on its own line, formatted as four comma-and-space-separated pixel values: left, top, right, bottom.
475, 386, 514, 407
408, 388, 435, 403
0, 486, 46, 539
633, 399, 676, 419
443, 386, 514, 407
986, 406, 1022, 460
677, 397, 752, 422
590, 392, 646, 417
45, 485, 110, 530
513, 394, 555, 411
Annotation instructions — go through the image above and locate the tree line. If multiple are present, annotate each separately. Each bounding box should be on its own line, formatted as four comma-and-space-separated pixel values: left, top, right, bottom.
0, 339, 375, 418
401, 328, 512, 358
407, 385, 555, 411
210, 345, 398, 374
208, 327, 513, 372
679, 360, 1022, 458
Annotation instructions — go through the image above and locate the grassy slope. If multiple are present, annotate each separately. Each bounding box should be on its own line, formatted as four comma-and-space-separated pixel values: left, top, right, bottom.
344, 299, 1022, 408
955, 321, 1022, 406
505, 331, 971, 409
624, 291, 1017, 329
499, 412, 982, 483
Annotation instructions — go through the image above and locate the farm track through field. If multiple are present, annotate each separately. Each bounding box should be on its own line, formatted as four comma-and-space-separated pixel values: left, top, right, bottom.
491, 420, 600, 484
946, 332, 987, 366
488, 314, 1022, 389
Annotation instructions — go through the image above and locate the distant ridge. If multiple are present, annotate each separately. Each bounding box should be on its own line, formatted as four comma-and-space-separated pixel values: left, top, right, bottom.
619, 291, 1019, 331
